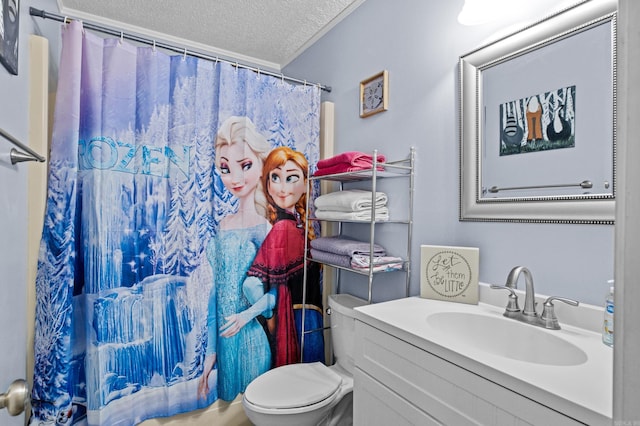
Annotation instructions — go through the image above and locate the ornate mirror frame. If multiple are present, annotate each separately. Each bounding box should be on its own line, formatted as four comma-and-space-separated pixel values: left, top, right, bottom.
459, 0, 616, 224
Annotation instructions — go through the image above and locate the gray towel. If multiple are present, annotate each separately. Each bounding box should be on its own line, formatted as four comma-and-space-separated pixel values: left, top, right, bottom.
310, 236, 386, 257
310, 249, 352, 268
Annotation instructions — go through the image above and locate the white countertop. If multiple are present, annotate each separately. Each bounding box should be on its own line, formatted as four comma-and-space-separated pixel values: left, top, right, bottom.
353, 283, 613, 425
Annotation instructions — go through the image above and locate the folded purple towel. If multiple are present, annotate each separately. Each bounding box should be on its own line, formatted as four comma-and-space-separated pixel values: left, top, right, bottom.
310, 249, 352, 268
310, 236, 386, 257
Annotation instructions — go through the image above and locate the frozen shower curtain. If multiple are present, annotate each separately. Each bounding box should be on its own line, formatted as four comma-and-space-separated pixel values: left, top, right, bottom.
31, 20, 322, 425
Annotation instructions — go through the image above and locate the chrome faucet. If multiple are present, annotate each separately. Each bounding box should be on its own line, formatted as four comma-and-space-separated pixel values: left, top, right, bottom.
505, 266, 537, 318
491, 266, 579, 330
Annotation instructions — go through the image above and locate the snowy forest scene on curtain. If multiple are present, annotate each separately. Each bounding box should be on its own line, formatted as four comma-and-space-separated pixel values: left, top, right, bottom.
31, 20, 322, 426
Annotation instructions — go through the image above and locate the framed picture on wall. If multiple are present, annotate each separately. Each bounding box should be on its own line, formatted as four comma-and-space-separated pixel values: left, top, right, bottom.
0, 0, 20, 75
359, 70, 388, 118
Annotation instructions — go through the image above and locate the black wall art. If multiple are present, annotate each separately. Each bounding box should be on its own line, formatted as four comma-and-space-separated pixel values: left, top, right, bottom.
0, 0, 19, 75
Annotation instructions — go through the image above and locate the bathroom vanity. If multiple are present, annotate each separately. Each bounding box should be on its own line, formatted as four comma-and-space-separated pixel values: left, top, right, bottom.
352, 283, 612, 425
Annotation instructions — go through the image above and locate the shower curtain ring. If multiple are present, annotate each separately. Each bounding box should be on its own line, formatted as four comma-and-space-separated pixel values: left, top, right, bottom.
183, 48, 187, 61
120, 31, 124, 44
63, 16, 69, 25
152, 40, 156, 53
257, 68, 261, 80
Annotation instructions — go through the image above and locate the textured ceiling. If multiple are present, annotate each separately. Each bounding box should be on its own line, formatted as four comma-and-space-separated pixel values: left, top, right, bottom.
57, 0, 366, 70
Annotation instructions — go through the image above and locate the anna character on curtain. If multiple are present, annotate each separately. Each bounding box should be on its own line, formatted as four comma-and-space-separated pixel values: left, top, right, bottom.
197, 116, 273, 402
244, 146, 325, 367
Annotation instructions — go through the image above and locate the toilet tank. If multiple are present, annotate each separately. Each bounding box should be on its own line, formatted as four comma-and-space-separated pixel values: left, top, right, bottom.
328, 294, 368, 372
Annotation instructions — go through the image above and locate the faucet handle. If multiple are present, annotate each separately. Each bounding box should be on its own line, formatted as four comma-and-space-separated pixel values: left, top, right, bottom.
540, 296, 579, 330
490, 285, 521, 315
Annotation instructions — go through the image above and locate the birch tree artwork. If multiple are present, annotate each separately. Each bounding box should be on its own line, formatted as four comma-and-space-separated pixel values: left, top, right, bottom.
499, 85, 576, 156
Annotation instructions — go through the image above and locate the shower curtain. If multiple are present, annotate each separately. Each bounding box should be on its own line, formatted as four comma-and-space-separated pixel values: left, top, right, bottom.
31, 20, 322, 425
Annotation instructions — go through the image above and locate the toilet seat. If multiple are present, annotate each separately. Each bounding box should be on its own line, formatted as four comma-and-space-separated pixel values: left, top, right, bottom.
244, 362, 343, 410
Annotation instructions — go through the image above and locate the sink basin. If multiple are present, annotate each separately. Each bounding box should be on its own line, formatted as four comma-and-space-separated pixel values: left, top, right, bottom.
426, 311, 588, 366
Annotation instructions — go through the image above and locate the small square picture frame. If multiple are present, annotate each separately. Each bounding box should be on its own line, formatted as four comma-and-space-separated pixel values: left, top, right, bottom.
359, 70, 388, 118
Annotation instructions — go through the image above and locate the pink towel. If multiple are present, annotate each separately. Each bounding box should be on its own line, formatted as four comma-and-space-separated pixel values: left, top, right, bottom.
313, 163, 384, 177
316, 151, 386, 169
314, 151, 386, 177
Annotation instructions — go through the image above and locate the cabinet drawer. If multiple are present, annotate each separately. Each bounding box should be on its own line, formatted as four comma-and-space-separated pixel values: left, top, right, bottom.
354, 367, 440, 426
355, 321, 582, 426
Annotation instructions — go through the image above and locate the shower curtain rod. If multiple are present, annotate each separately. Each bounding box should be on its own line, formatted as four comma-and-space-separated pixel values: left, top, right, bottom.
29, 7, 332, 93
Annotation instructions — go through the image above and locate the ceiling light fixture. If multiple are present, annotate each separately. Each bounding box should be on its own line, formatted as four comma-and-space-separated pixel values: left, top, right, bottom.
457, 0, 513, 26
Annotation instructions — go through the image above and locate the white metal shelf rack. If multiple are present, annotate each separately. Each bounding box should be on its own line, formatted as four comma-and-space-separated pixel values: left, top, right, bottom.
304, 147, 415, 304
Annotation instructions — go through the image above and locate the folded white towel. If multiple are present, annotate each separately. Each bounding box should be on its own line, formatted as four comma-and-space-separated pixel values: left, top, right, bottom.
314, 190, 388, 212
351, 254, 404, 272
314, 207, 389, 221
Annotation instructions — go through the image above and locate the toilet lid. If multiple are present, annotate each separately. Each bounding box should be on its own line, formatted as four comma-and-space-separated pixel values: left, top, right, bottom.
244, 362, 342, 409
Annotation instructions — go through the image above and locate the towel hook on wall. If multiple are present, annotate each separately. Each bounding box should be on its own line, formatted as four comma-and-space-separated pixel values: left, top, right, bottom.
0, 126, 46, 164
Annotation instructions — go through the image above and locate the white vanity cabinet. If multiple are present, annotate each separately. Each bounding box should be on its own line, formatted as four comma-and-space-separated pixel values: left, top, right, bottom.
353, 321, 585, 426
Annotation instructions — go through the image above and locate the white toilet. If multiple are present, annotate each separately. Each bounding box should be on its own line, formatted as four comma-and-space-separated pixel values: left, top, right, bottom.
242, 293, 367, 426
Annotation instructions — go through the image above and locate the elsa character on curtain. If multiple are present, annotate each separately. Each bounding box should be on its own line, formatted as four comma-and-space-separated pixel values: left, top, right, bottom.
243, 146, 325, 367
197, 116, 273, 402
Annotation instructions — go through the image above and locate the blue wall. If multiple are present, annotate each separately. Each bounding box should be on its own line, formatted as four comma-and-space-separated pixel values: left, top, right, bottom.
284, 0, 614, 305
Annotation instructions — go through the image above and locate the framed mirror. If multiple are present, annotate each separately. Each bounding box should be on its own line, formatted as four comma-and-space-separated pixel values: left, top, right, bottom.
459, 0, 616, 224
